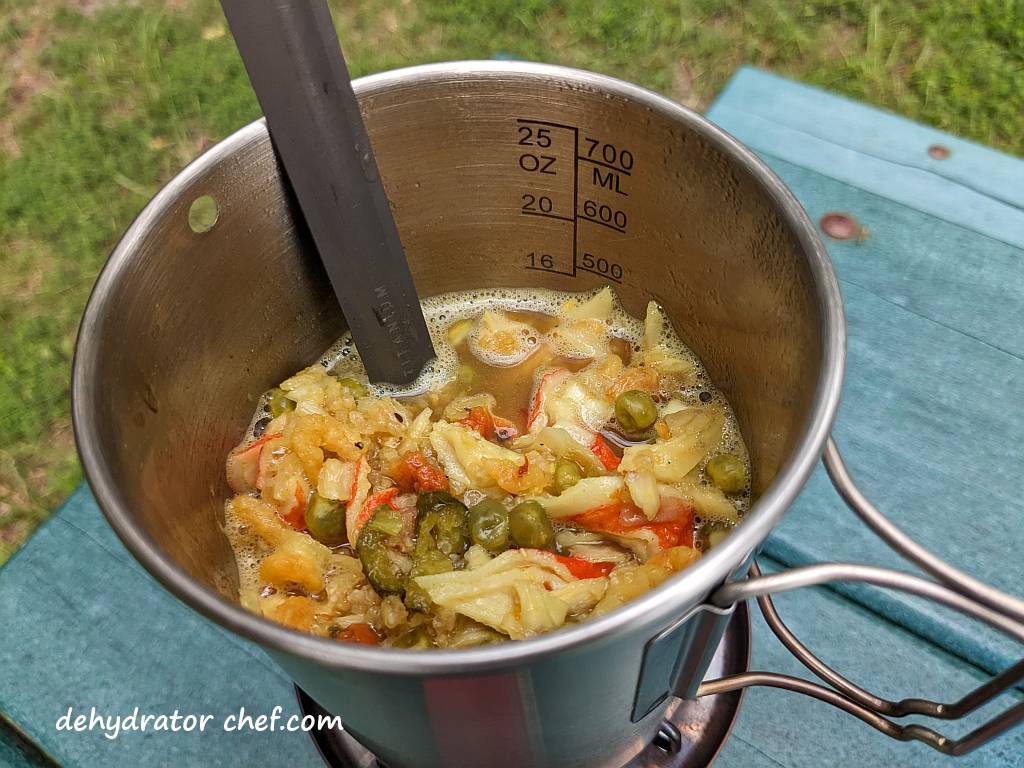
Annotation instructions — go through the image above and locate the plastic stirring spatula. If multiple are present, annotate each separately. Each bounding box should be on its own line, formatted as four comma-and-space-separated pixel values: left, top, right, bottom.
221, 0, 435, 386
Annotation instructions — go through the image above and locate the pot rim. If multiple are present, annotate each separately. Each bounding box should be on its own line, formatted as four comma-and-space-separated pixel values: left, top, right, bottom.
72, 60, 846, 674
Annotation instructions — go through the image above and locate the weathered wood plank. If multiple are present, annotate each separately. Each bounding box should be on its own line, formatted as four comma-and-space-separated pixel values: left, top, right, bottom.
711, 67, 1024, 230
710, 74, 1024, 675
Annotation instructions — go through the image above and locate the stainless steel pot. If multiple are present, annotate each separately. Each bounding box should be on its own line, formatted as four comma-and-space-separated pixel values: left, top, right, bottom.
72, 62, 1024, 767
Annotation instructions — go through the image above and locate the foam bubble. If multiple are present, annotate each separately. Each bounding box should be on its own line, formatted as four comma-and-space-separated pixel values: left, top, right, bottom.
239, 285, 752, 518
222, 505, 267, 605
317, 287, 651, 389
466, 312, 541, 367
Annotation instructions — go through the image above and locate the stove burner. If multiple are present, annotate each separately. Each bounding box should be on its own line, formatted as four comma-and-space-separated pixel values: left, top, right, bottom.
296, 603, 749, 768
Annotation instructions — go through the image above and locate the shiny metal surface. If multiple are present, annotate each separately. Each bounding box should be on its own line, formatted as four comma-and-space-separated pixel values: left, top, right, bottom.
298, 604, 750, 768
713, 563, 1024, 643
73, 61, 845, 767
701, 573, 1024, 755
703, 450, 1024, 755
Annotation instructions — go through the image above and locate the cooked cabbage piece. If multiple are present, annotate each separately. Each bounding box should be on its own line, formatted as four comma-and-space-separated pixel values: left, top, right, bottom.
222, 287, 749, 647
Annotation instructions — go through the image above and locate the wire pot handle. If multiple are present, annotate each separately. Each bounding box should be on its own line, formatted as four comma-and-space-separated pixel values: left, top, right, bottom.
701, 437, 1024, 756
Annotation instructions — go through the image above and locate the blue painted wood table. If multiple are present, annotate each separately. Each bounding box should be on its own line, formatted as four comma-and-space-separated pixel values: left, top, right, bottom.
2, 67, 1023, 767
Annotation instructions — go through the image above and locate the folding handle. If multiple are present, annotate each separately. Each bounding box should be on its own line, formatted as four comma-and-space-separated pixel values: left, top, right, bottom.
700, 437, 1024, 756
821, 438, 1024, 625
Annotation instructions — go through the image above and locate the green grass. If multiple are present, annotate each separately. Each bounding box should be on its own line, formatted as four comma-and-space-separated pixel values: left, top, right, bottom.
0, 0, 1021, 564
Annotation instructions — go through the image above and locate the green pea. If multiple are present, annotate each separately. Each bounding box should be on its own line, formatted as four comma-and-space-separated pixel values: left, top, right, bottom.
468, 499, 510, 552
419, 503, 470, 556
509, 500, 555, 550
304, 492, 346, 546
392, 626, 435, 649
356, 507, 408, 595
356, 532, 406, 595
364, 505, 405, 537
404, 548, 453, 613
553, 459, 583, 494
416, 491, 459, 517
706, 453, 748, 494
614, 389, 657, 434
267, 388, 295, 418
411, 546, 453, 574
338, 377, 368, 398
416, 492, 469, 556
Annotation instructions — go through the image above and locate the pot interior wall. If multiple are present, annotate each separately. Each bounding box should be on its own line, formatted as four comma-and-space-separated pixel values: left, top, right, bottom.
84, 68, 823, 599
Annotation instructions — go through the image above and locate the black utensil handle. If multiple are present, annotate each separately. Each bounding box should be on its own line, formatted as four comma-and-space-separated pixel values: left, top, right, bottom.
221, 0, 434, 385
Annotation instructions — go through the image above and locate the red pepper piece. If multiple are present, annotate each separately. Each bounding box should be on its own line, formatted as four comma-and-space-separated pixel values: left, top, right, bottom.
570, 500, 695, 550
458, 406, 520, 441
391, 451, 449, 493
280, 483, 308, 531
337, 623, 380, 645
553, 554, 616, 579
589, 434, 621, 471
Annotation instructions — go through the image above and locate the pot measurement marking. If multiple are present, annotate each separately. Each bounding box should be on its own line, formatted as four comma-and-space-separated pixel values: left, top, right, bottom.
515, 118, 628, 284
